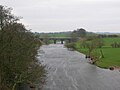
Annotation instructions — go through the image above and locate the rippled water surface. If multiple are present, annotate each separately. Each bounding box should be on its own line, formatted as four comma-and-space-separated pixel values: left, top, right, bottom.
38, 44, 120, 90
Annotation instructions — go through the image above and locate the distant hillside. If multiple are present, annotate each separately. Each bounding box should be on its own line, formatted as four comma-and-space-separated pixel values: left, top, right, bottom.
96, 32, 120, 35
34, 31, 97, 37
33, 30, 120, 38
35, 31, 72, 37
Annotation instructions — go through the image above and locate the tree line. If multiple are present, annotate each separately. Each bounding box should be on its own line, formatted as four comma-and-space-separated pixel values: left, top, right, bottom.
65, 28, 104, 64
0, 5, 46, 90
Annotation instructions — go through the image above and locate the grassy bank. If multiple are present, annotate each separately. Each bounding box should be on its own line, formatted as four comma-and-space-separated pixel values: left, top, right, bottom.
96, 48, 120, 68
75, 37, 120, 68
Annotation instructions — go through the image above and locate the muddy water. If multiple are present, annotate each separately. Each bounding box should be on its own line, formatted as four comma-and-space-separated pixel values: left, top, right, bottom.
38, 44, 120, 90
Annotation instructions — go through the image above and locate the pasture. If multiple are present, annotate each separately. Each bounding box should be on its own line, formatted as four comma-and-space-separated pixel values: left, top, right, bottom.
75, 37, 120, 68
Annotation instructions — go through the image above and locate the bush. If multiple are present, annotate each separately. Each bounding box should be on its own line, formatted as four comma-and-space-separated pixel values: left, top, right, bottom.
0, 5, 47, 90
65, 43, 76, 50
111, 42, 120, 48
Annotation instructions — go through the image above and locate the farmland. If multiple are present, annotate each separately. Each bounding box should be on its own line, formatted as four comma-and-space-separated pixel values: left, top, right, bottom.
75, 37, 120, 68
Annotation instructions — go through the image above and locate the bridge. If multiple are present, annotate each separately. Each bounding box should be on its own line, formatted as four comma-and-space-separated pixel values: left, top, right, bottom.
39, 37, 73, 44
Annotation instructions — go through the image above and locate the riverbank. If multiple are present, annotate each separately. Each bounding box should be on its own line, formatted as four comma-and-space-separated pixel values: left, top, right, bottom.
75, 41, 120, 69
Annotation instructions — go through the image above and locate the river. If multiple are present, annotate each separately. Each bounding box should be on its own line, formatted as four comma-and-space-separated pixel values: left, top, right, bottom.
37, 44, 120, 90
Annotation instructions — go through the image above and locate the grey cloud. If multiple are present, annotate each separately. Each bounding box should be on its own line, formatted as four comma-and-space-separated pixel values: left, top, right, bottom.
1, 0, 120, 32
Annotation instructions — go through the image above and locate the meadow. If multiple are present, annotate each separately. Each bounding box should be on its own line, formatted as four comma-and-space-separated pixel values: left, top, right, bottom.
103, 37, 120, 47
75, 37, 120, 68
97, 48, 120, 68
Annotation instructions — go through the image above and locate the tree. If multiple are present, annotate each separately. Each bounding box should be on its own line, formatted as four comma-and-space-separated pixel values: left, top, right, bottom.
0, 5, 19, 30
92, 37, 104, 48
42, 34, 50, 44
70, 28, 87, 42
0, 5, 46, 90
85, 40, 96, 56
65, 42, 76, 51
81, 36, 104, 64
77, 28, 86, 38
86, 37, 104, 55
71, 30, 78, 42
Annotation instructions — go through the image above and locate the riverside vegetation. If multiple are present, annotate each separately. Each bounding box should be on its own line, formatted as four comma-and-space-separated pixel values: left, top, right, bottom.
65, 29, 120, 69
0, 5, 47, 90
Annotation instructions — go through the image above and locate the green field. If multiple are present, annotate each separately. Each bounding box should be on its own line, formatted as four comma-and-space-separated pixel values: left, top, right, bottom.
97, 48, 120, 68
39, 32, 71, 38
75, 37, 120, 68
103, 37, 120, 47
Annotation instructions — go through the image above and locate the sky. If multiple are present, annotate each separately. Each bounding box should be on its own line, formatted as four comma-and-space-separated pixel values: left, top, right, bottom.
1, 0, 120, 33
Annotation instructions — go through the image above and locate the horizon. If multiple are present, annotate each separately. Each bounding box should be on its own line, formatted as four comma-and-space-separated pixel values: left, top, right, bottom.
34, 30, 120, 34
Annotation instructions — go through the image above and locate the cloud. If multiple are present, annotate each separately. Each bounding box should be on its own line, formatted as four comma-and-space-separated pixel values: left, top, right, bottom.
1, 0, 120, 32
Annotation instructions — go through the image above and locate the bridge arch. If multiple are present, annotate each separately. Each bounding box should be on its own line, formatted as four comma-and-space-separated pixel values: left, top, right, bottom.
40, 37, 72, 44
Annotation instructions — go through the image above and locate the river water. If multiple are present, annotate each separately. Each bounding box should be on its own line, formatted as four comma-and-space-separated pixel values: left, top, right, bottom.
38, 44, 120, 90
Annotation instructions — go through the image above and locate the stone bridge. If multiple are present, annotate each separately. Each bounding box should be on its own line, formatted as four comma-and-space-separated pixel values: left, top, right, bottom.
39, 37, 73, 44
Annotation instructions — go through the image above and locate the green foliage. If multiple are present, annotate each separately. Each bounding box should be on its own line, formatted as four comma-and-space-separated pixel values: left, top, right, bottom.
70, 28, 87, 42
78, 37, 104, 56
65, 43, 76, 50
71, 31, 78, 42
111, 42, 120, 48
102, 37, 120, 47
0, 5, 46, 90
74, 36, 105, 64
76, 28, 87, 37
42, 34, 50, 45
39, 32, 71, 38
75, 37, 120, 68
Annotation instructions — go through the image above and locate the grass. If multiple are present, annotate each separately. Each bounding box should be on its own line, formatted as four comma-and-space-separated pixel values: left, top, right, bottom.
103, 37, 120, 47
97, 48, 120, 68
75, 37, 120, 68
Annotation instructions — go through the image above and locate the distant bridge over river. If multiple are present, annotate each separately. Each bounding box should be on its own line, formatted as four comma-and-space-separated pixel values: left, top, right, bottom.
39, 37, 74, 44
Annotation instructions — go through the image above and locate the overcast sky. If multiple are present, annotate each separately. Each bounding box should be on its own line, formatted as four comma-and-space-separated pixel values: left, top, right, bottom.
1, 0, 120, 33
